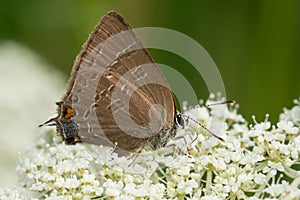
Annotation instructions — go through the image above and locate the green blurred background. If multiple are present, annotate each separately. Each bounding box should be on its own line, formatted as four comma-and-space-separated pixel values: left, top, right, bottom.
1, 0, 299, 123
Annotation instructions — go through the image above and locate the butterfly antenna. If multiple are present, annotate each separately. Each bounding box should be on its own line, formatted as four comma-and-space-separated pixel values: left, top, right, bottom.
183, 100, 235, 141
38, 117, 56, 127
204, 100, 236, 108
186, 100, 236, 141
181, 114, 225, 142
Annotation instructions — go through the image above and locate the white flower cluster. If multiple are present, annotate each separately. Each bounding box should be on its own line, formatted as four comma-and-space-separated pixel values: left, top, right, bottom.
1, 97, 300, 199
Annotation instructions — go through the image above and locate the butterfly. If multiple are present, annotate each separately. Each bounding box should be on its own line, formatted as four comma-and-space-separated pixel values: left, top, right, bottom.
39, 11, 187, 155
40, 11, 229, 155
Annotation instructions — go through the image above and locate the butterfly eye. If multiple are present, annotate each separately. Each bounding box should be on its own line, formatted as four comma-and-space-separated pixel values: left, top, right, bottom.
175, 114, 185, 128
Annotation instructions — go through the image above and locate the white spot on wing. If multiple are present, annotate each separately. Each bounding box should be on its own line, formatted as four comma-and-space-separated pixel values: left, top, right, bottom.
110, 60, 119, 66
131, 66, 142, 75
115, 41, 136, 58
121, 85, 126, 91
135, 73, 148, 82
83, 109, 90, 120
92, 58, 97, 66
106, 74, 113, 79
100, 89, 106, 95
87, 122, 93, 133
108, 84, 114, 92
106, 99, 121, 110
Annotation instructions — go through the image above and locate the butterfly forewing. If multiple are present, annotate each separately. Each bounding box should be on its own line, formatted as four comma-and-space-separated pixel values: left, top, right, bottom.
55, 11, 176, 153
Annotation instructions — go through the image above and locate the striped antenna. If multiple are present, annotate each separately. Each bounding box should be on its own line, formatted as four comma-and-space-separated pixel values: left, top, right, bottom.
183, 100, 236, 142
204, 100, 236, 108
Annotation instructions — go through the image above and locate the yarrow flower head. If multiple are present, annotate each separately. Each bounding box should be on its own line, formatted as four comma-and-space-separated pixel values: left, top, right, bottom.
1, 95, 300, 199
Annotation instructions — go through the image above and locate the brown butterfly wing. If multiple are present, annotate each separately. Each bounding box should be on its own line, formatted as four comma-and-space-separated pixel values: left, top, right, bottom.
61, 11, 176, 153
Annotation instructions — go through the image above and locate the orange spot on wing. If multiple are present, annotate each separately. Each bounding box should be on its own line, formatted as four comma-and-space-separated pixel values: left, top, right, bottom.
65, 108, 73, 119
